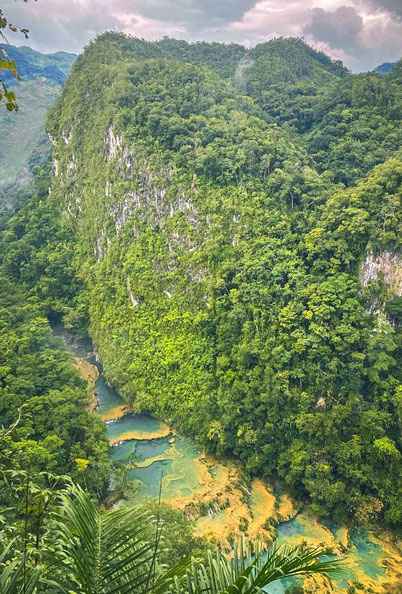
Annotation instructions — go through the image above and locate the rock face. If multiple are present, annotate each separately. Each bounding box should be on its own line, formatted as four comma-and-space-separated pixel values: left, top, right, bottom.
361, 251, 402, 296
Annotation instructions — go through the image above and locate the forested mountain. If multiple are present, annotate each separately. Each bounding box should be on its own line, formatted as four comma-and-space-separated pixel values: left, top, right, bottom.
0, 45, 76, 218
305, 72, 402, 185
1, 32, 400, 537
375, 62, 396, 74
234, 37, 348, 130
1, 45, 75, 84
75, 32, 246, 78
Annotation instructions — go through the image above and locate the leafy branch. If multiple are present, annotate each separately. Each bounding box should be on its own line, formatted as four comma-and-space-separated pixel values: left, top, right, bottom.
0, 0, 36, 111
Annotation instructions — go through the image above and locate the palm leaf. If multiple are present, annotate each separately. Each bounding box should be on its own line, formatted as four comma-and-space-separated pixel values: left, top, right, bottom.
0, 546, 41, 594
152, 557, 193, 594
51, 484, 156, 594
42, 485, 344, 594
169, 540, 344, 594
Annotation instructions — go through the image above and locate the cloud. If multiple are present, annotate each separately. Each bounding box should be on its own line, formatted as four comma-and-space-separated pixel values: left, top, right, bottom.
121, 0, 257, 30
229, 0, 401, 70
1, 0, 401, 71
2, 0, 121, 53
302, 4, 402, 70
3, 0, 257, 52
228, 0, 309, 40
362, 0, 402, 19
303, 6, 363, 50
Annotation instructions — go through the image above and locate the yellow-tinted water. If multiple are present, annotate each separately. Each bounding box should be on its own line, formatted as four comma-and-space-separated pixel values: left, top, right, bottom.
70, 345, 402, 593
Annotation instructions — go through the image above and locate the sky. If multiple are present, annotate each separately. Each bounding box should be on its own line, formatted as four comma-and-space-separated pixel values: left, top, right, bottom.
3, 0, 402, 71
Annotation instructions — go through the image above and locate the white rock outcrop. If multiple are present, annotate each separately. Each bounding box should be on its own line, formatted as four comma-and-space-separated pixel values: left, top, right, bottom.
361, 251, 402, 295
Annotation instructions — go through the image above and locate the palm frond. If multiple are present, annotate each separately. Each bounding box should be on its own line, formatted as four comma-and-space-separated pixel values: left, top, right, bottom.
52, 484, 156, 594
0, 552, 41, 594
152, 557, 193, 594
39, 485, 344, 594
169, 540, 344, 594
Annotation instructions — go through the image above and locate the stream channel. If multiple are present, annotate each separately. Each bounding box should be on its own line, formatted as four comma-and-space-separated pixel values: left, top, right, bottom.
61, 332, 402, 594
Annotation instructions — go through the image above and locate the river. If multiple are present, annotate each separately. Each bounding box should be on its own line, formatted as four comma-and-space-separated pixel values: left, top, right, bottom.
62, 332, 402, 593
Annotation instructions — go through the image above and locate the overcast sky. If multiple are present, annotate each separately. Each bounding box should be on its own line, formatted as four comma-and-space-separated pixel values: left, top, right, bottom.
3, 0, 402, 71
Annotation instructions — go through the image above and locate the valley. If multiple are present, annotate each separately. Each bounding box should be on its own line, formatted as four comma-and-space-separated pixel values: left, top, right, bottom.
68, 331, 402, 593
0, 45, 76, 218
0, 31, 401, 594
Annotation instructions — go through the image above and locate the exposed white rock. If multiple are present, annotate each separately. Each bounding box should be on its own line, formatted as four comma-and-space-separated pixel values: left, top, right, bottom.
129, 294, 138, 307
190, 268, 207, 283
63, 130, 73, 145
67, 156, 77, 171
65, 203, 74, 218
361, 251, 402, 295
178, 195, 192, 212
121, 147, 134, 170
53, 159, 59, 177
110, 193, 140, 235
47, 132, 56, 147
93, 230, 108, 263
106, 126, 122, 159
126, 277, 138, 307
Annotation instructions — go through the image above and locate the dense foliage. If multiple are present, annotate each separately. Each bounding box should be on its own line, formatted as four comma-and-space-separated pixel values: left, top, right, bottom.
76, 31, 246, 79
1, 34, 401, 533
305, 73, 402, 185
0, 473, 341, 593
0, 167, 110, 496
235, 37, 348, 131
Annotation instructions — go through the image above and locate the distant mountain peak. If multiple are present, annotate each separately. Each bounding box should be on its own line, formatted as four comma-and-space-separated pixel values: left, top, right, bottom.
375, 62, 396, 74
2, 44, 76, 85
0, 44, 76, 214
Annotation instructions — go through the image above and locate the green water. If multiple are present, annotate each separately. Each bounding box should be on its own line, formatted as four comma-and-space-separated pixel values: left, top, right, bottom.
129, 460, 174, 496
325, 521, 386, 583
276, 518, 306, 539
57, 330, 392, 592
97, 360, 390, 590
116, 434, 204, 500
106, 412, 164, 442
274, 516, 387, 591
110, 439, 137, 462
263, 577, 300, 594
111, 438, 170, 463
349, 528, 386, 581
96, 375, 123, 417
94, 363, 205, 500
262, 520, 302, 593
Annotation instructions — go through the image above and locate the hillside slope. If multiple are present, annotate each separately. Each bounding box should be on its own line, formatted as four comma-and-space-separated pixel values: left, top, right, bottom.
305, 66, 402, 185
375, 62, 396, 74
0, 45, 76, 216
2, 33, 401, 526
234, 37, 348, 130
2, 44, 75, 84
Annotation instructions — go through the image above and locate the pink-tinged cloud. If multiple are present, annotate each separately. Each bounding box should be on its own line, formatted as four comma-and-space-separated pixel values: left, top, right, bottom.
2, 0, 401, 71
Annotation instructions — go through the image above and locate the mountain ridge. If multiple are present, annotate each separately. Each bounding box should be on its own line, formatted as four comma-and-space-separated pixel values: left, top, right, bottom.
1, 32, 401, 526
0, 44, 76, 217
31, 32, 400, 524
375, 61, 396, 74
2, 44, 76, 84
